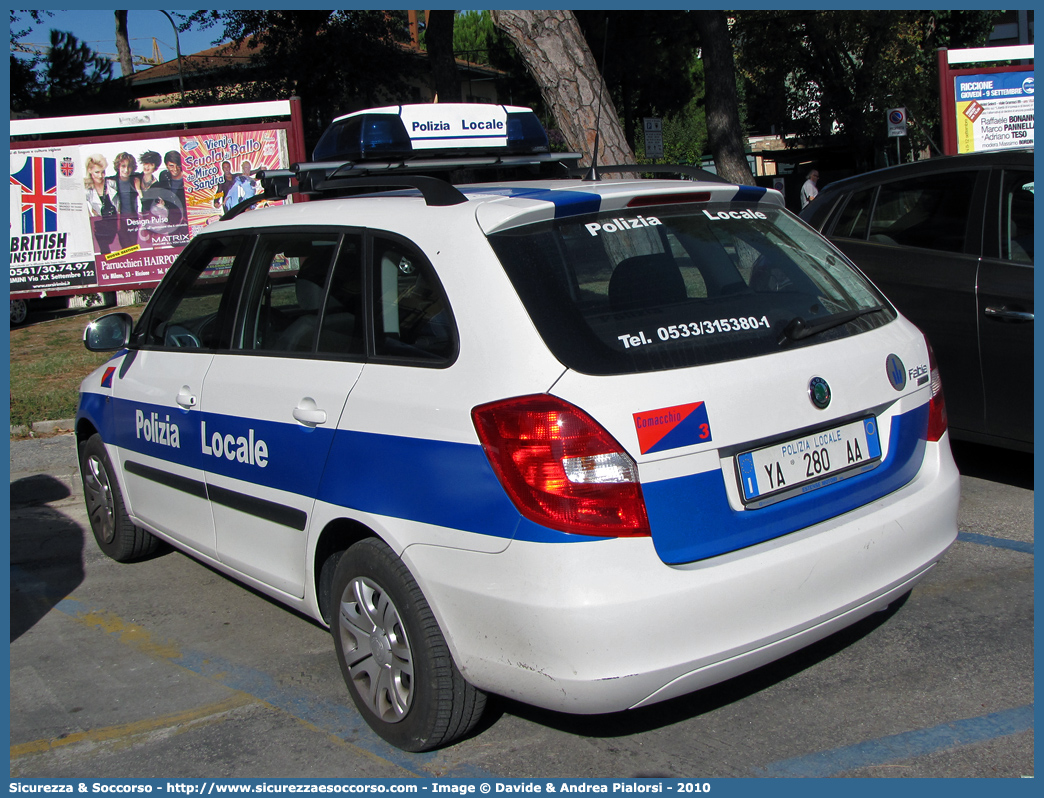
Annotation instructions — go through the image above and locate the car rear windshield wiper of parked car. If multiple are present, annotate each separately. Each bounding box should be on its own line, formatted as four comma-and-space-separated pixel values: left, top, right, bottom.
778, 305, 887, 344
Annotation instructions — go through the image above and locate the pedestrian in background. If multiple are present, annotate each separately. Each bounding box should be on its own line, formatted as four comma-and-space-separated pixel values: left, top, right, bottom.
801, 168, 820, 209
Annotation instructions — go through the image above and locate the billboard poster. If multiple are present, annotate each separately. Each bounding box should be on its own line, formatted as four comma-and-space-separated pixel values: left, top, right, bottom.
10, 128, 288, 295
954, 71, 1034, 153
10, 145, 101, 293
180, 128, 288, 230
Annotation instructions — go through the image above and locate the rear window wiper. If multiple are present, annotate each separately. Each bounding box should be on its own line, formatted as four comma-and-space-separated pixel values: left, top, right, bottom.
778, 305, 886, 344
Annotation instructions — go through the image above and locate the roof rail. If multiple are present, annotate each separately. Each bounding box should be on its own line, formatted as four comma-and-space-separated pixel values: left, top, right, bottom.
309, 175, 468, 206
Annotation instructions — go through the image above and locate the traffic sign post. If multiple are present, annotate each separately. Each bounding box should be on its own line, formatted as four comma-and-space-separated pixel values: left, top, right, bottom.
643, 117, 663, 160
887, 107, 907, 162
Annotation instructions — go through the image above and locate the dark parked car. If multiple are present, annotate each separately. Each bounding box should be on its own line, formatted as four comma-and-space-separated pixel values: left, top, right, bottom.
801, 150, 1033, 452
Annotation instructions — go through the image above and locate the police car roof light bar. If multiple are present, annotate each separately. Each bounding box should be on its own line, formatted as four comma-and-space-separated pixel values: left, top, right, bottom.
231, 105, 591, 209
314, 104, 555, 163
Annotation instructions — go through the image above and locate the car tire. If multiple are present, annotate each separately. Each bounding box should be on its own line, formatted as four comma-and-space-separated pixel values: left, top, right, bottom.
79, 434, 159, 562
11, 299, 28, 327
332, 537, 486, 751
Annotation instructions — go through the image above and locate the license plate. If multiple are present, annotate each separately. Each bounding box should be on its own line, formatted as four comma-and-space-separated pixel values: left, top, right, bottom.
736, 417, 882, 507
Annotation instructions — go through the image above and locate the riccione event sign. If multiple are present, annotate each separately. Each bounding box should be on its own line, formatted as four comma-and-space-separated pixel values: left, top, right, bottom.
9, 128, 288, 295
954, 71, 1034, 153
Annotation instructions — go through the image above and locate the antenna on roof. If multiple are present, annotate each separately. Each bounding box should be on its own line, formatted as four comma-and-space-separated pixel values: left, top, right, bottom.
584, 18, 611, 182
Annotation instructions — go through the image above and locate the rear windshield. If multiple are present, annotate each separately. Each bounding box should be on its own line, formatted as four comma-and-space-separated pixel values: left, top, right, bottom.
488, 203, 895, 375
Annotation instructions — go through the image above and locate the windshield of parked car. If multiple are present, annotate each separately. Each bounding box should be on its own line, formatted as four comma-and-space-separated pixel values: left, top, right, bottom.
488, 203, 895, 375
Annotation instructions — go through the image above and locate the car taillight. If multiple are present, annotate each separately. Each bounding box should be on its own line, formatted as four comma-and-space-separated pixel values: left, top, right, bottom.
472, 395, 651, 537
924, 335, 948, 442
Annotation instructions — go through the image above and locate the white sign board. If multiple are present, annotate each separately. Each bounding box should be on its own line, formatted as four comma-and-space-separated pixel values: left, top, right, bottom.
954, 72, 1034, 153
643, 117, 664, 159
887, 107, 907, 137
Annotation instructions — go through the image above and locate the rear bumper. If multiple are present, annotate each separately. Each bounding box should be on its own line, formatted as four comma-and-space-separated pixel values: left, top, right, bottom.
403, 436, 960, 714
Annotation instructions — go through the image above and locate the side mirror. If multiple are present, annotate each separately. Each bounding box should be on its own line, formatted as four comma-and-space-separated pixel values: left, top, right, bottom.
84, 313, 133, 352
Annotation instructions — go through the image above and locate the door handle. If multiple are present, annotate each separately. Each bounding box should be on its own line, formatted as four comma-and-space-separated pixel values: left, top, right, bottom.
984, 306, 1034, 322
293, 397, 328, 427
176, 386, 198, 408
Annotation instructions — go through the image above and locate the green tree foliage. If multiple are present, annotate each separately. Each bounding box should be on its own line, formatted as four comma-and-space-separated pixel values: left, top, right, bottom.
10, 11, 50, 112
12, 22, 126, 115
452, 9, 494, 65
11, 54, 44, 113
574, 11, 702, 149
44, 30, 113, 98
185, 10, 421, 146
733, 10, 999, 166
450, 11, 544, 113
628, 58, 708, 167
635, 95, 708, 167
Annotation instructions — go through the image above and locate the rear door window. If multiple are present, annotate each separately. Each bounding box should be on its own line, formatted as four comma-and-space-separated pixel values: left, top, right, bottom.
371, 236, 457, 364
488, 203, 893, 375
830, 187, 876, 240
867, 171, 976, 253
234, 231, 365, 357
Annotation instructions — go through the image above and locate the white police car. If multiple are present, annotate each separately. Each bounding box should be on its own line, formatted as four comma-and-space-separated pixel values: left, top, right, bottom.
77, 104, 959, 752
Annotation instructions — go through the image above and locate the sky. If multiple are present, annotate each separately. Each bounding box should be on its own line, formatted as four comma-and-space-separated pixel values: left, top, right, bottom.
14, 9, 223, 70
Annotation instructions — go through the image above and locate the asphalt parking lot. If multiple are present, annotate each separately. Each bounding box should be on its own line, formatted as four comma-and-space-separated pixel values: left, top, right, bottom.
9, 434, 1034, 779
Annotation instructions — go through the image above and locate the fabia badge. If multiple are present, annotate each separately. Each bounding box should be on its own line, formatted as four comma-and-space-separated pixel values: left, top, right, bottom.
886, 354, 907, 391
808, 376, 831, 409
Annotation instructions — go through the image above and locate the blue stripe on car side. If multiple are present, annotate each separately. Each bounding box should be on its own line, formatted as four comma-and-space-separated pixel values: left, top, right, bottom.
643, 403, 929, 564
77, 391, 112, 440
79, 392, 528, 541
316, 430, 524, 540
80, 394, 335, 495
77, 391, 930, 559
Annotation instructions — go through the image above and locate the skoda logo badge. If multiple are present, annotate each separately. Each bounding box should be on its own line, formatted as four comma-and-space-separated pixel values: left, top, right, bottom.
808, 376, 831, 409
886, 354, 907, 391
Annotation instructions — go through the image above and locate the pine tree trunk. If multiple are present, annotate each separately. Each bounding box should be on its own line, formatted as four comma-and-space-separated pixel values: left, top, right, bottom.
426, 10, 461, 103
114, 11, 134, 79
491, 9, 634, 168
693, 11, 754, 185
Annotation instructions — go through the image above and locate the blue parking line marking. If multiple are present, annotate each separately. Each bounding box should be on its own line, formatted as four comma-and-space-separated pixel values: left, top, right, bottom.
753, 705, 1034, 777
52, 597, 492, 777
957, 531, 1034, 555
